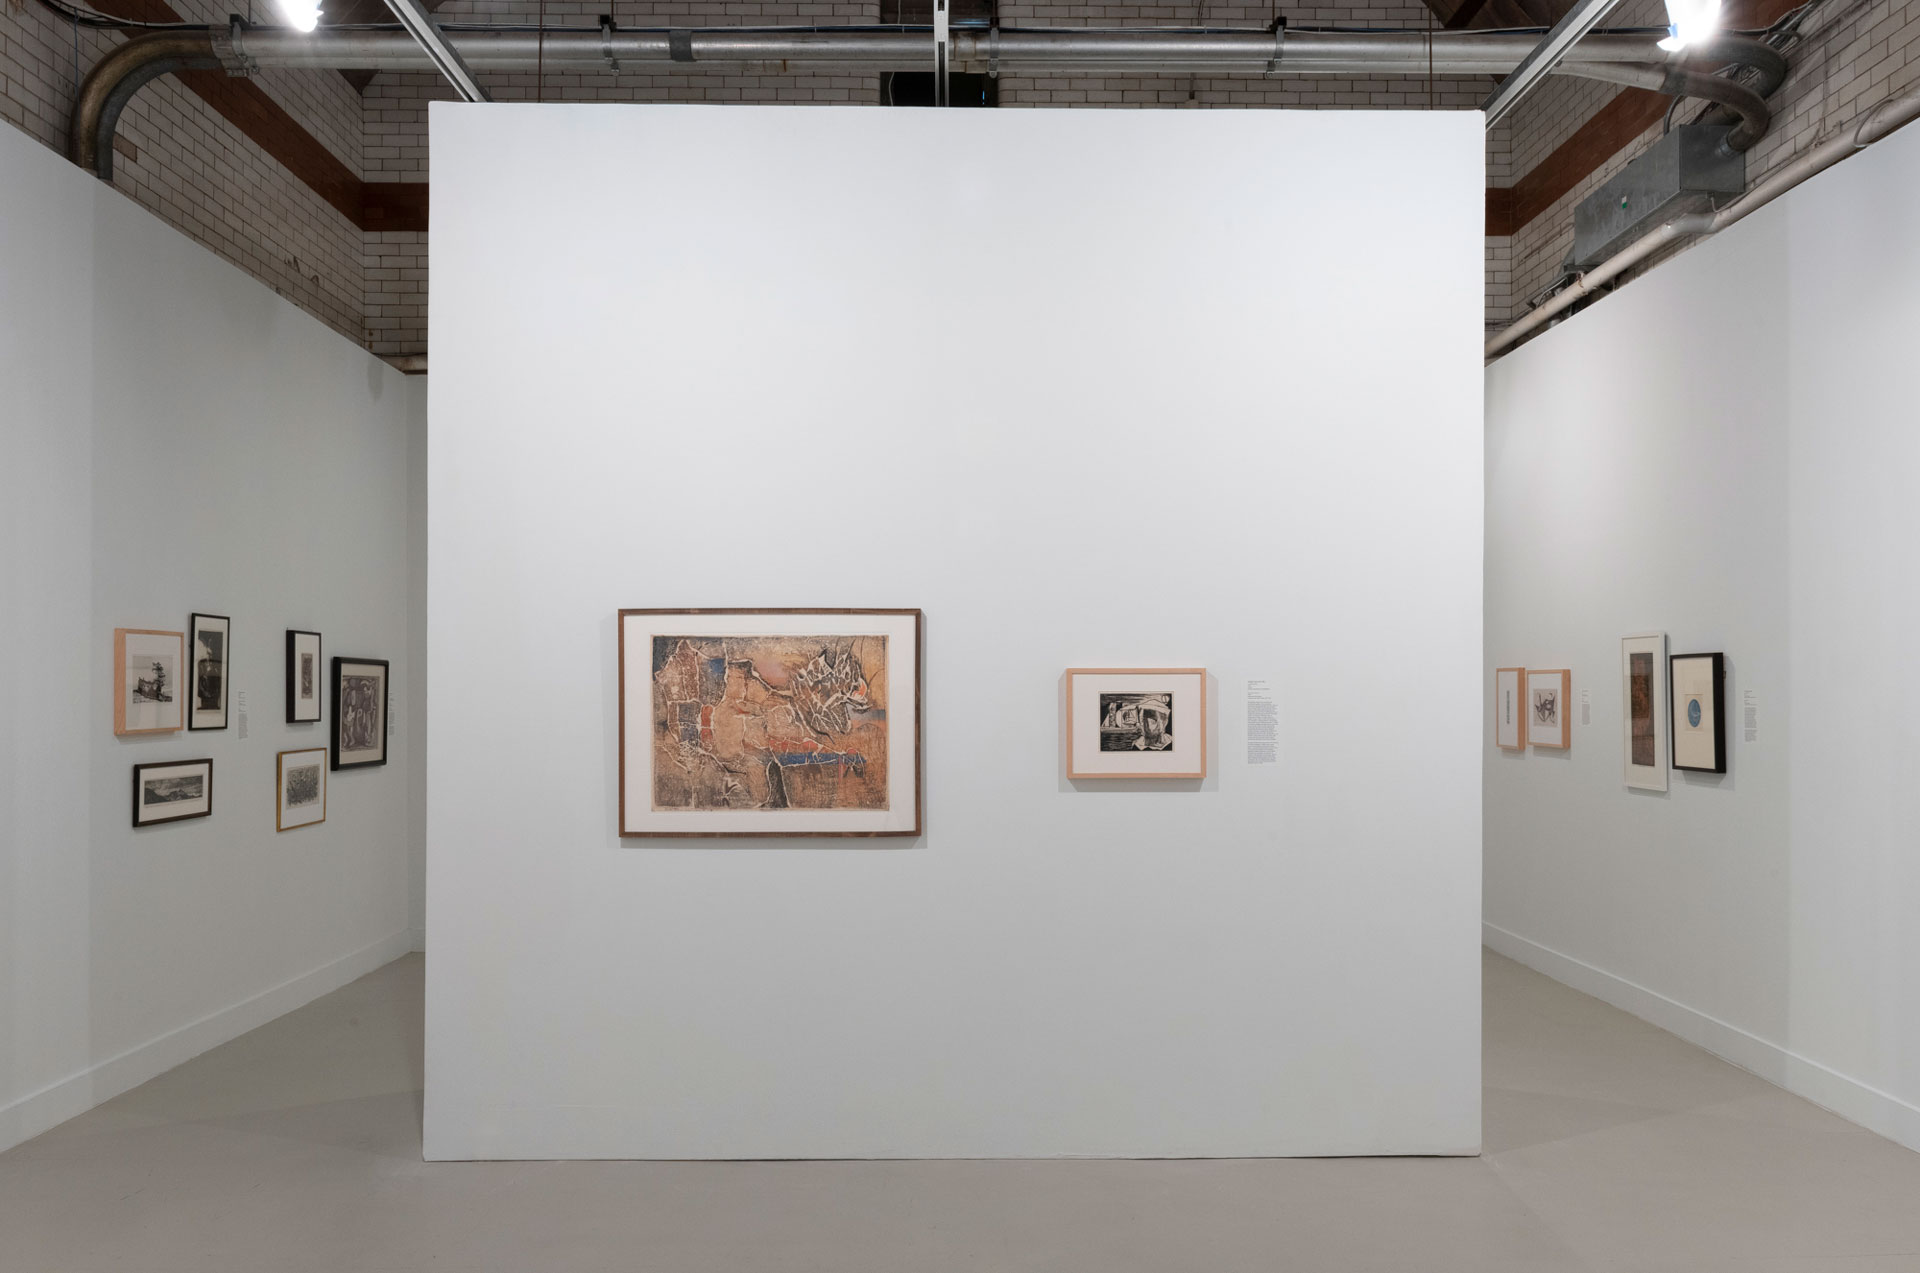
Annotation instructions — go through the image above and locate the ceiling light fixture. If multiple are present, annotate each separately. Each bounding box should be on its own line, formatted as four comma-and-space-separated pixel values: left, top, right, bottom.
1658, 0, 1721, 51
277, 0, 322, 32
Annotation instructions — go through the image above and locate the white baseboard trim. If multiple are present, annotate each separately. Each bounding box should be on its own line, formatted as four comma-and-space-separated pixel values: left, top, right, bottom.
1484, 922, 1920, 1155
0, 929, 415, 1154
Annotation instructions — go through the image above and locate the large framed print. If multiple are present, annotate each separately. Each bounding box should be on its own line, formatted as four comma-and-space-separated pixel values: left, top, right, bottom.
1527, 668, 1571, 750
187, 612, 231, 730
1621, 633, 1668, 790
277, 747, 328, 830
331, 657, 390, 770
1670, 652, 1726, 773
1066, 668, 1207, 779
618, 608, 922, 838
114, 628, 185, 735
132, 758, 212, 826
1495, 666, 1527, 750
286, 630, 323, 723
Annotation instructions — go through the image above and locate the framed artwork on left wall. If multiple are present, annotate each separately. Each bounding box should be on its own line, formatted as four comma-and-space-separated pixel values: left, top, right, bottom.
331, 656, 390, 770
1621, 633, 1668, 790
1495, 666, 1527, 750
1670, 652, 1727, 774
286, 630, 323, 723
188, 613, 230, 730
1066, 668, 1208, 779
277, 747, 328, 830
114, 628, 185, 735
1527, 668, 1571, 750
132, 758, 213, 827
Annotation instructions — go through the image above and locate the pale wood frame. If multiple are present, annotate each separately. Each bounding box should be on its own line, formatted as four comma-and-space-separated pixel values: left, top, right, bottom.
1495, 666, 1528, 750
1066, 667, 1208, 779
1527, 668, 1573, 750
276, 747, 329, 831
113, 627, 186, 736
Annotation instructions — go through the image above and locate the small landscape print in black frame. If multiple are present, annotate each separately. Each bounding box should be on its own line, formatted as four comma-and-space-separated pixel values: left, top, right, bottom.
187, 613, 231, 731
132, 759, 213, 827
286, 630, 323, 723
331, 656, 389, 770
1669, 652, 1726, 773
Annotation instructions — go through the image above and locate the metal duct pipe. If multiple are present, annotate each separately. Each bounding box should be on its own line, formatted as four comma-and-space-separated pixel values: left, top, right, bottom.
1485, 79, 1920, 358
1559, 61, 1771, 150
70, 32, 223, 180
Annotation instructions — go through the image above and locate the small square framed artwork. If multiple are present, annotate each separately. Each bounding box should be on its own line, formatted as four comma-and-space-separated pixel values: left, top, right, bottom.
277, 747, 328, 830
286, 630, 322, 723
331, 657, 390, 770
1621, 633, 1669, 790
1495, 667, 1527, 750
188, 613, 231, 731
132, 758, 212, 827
1527, 669, 1571, 750
1066, 668, 1207, 779
1669, 652, 1726, 773
114, 628, 185, 735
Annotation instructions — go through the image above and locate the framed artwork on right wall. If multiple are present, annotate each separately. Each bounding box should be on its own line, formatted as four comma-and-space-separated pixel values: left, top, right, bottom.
1670, 651, 1727, 773
1527, 668, 1571, 750
1621, 633, 1668, 790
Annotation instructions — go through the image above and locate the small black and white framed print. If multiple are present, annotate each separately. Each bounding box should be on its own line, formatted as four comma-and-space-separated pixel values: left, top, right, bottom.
286, 630, 322, 723
187, 613, 231, 731
132, 758, 213, 827
277, 747, 328, 830
1669, 652, 1726, 773
331, 656, 389, 770
1527, 668, 1571, 750
1066, 668, 1207, 779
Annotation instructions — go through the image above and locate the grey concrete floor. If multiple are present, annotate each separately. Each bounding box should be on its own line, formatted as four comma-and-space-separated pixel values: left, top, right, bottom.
5, 951, 1920, 1272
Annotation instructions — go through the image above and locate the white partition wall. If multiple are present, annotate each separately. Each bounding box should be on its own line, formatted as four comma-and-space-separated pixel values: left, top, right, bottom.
1485, 120, 1920, 1152
427, 104, 1484, 1160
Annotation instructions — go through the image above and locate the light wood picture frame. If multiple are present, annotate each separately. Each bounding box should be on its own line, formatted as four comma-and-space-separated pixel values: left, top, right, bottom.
1527, 668, 1572, 750
1066, 667, 1208, 779
617, 608, 923, 838
276, 747, 329, 830
1495, 666, 1527, 750
114, 628, 186, 735
1621, 633, 1668, 790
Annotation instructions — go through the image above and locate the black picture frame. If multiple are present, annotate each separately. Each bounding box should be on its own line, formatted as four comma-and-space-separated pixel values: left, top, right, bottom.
330, 656, 390, 770
186, 613, 231, 731
132, 759, 214, 827
1668, 651, 1727, 774
286, 629, 323, 724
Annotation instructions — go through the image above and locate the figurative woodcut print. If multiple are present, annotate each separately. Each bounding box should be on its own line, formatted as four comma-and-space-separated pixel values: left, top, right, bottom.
277, 746, 328, 829
287, 764, 320, 807
1098, 692, 1175, 752
651, 634, 889, 812
340, 676, 382, 752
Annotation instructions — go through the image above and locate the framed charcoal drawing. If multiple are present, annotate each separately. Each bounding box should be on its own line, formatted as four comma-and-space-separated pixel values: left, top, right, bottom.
132, 758, 212, 827
331, 657, 390, 770
1527, 668, 1571, 750
1066, 668, 1207, 779
1621, 633, 1668, 790
1669, 652, 1726, 773
286, 630, 323, 723
277, 747, 328, 830
1495, 666, 1527, 751
617, 609, 923, 838
114, 628, 185, 736
187, 613, 231, 730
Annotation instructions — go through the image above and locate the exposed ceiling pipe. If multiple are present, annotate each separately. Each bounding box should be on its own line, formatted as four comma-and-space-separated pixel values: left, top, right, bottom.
1482, 0, 1624, 128
70, 25, 1787, 183
1559, 61, 1771, 150
1485, 79, 1920, 358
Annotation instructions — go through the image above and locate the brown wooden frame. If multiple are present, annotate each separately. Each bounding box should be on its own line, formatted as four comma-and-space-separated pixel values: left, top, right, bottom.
1527, 668, 1573, 750
1065, 667, 1208, 780
114, 627, 186, 736
1495, 666, 1528, 751
616, 608, 924, 839
276, 747, 330, 832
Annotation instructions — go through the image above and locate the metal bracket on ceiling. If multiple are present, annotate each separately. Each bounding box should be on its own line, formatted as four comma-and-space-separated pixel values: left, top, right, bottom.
934, 0, 950, 106
669, 29, 695, 63
214, 14, 258, 77
988, 25, 999, 79
600, 15, 620, 73
1264, 17, 1285, 79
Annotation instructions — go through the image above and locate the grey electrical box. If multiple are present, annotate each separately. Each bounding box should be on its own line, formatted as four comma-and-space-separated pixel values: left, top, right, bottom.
1570, 126, 1745, 268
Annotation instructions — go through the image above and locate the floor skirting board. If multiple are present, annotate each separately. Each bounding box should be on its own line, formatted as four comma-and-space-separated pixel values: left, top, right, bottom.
1483, 922, 1920, 1155
0, 929, 416, 1155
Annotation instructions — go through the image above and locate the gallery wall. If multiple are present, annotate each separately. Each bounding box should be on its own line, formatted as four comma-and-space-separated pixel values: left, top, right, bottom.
1484, 120, 1920, 1152
0, 122, 426, 1153
426, 103, 1486, 1160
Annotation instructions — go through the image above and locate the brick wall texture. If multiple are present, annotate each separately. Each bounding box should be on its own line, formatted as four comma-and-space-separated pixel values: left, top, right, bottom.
4, 0, 1914, 354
